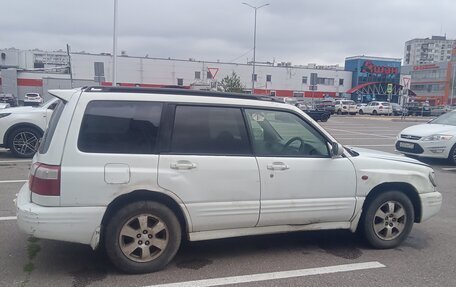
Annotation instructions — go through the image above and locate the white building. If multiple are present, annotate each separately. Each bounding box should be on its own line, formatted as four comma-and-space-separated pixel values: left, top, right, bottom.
404, 36, 455, 65
1, 48, 353, 102
71, 52, 352, 98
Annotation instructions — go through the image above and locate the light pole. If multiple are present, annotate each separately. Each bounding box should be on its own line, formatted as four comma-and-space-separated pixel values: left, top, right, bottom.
242, 2, 269, 93
451, 62, 455, 106
112, 0, 118, 86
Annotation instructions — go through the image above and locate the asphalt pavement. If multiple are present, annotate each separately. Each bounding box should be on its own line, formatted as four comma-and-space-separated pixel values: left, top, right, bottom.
0, 115, 455, 287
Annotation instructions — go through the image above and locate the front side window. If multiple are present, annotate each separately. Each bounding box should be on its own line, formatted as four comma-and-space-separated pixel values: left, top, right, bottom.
171, 106, 251, 155
245, 109, 329, 157
78, 101, 162, 154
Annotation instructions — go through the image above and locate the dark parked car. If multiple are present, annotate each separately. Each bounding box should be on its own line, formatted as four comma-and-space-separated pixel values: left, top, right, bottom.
0, 93, 17, 107
391, 103, 408, 116
295, 104, 330, 122
404, 102, 431, 116
313, 100, 336, 115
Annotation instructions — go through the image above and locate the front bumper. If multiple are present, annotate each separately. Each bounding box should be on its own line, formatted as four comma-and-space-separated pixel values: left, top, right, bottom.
395, 140, 452, 159
16, 183, 106, 247
419, 191, 442, 222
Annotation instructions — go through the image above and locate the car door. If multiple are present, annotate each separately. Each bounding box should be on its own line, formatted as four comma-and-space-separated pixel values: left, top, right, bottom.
244, 108, 357, 226
158, 105, 260, 232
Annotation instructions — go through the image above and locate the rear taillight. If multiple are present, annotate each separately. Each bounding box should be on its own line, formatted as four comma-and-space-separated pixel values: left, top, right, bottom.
29, 163, 60, 196
379, 106, 383, 109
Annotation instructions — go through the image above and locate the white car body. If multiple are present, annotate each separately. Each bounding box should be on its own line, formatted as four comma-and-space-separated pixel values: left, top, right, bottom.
395, 110, 456, 163
361, 101, 392, 115
24, 93, 43, 105
335, 100, 358, 114
15, 87, 442, 272
0, 103, 10, 109
0, 99, 58, 155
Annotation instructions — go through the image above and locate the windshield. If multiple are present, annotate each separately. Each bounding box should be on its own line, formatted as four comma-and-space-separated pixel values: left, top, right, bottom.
430, 111, 456, 126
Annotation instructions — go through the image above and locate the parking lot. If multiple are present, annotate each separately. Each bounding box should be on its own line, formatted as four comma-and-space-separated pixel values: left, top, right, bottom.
0, 115, 455, 287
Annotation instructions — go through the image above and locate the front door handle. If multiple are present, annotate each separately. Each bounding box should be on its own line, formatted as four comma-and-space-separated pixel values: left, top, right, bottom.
170, 160, 197, 170
267, 162, 290, 171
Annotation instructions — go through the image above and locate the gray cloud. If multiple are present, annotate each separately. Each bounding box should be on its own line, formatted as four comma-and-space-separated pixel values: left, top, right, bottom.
0, 0, 454, 65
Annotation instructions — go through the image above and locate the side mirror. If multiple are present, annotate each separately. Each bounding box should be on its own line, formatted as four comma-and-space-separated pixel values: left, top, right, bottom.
331, 142, 344, 157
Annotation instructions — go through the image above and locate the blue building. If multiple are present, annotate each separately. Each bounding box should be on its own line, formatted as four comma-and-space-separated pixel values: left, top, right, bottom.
344, 56, 402, 102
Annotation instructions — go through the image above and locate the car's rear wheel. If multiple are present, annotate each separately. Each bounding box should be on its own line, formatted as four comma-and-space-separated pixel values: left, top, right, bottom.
8, 127, 41, 158
105, 201, 181, 274
359, 110, 364, 115
337, 109, 342, 115
449, 144, 456, 165
362, 191, 414, 249
372, 110, 378, 115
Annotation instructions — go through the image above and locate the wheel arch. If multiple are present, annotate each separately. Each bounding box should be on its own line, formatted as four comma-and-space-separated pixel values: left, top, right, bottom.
4, 123, 44, 147
363, 182, 422, 223
101, 189, 190, 240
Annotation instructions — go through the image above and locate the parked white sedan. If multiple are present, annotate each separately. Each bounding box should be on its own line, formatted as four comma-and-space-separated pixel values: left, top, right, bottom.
395, 110, 456, 165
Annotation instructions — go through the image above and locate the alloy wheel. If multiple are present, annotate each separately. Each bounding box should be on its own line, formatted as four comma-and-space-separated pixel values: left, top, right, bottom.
12, 131, 39, 156
372, 201, 406, 241
119, 214, 169, 263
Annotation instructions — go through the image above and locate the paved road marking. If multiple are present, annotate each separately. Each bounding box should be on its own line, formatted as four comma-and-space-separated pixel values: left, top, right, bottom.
0, 180, 27, 184
145, 261, 386, 287
0, 160, 31, 163
335, 137, 394, 140
350, 144, 394, 147
0, 216, 17, 221
326, 128, 396, 139
442, 167, 456, 171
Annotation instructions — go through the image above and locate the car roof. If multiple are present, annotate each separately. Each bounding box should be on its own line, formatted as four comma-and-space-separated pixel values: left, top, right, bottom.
83, 86, 285, 104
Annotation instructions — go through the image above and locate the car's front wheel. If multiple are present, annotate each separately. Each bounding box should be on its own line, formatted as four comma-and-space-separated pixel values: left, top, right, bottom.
362, 191, 414, 249
8, 127, 41, 158
105, 201, 181, 274
449, 144, 456, 165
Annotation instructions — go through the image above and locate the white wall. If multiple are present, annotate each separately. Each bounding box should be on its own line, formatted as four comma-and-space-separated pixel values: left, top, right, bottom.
71, 53, 352, 94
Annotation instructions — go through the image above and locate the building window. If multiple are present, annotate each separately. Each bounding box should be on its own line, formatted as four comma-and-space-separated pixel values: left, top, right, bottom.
266, 75, 272, 82
207, 71, 213, 79
293, 92, 304, 98
339, 79, 344, 86
177, 78, 184, 86
94, 62, 105, 83
317, 77, 335, 86
252, 74, 257, 82
302, 76, 308, 84
195, 71, 201, 80
270, 91, 276, 97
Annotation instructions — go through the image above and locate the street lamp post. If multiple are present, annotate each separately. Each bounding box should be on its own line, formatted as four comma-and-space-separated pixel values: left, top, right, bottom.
242, 2, 269, 93
112, 0, 118, 86
451, 63, 455, 106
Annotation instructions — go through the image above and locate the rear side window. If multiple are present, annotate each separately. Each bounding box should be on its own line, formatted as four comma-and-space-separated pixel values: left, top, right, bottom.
78, 101, 162, 154
39, 99, 64, 154
170, 105, 251, 155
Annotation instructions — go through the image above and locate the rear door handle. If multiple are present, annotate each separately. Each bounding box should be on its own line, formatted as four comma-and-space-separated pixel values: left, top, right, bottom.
267, 162, 290, 171
170, 160, 197, 170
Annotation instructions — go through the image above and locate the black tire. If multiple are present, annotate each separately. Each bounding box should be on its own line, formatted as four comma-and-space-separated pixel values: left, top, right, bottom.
449, 144, 456, 166
105, 201, 181, 274
320, 115, 329, 122
8, 126, 42, 158
372, 110, 378, 115
337, 109, 342, 115
362, 191, 414, 249
359, 110, 364, 115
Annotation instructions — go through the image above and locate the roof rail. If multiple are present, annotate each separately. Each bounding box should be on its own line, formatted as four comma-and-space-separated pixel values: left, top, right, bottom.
83, 86, 284, 103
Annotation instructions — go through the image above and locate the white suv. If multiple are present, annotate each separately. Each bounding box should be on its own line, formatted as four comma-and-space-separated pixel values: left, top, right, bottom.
16, 87, 442, 274
0, 98, 58, 157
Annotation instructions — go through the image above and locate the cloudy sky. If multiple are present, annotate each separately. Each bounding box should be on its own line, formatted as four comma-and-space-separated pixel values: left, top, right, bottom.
1, 0, 454, 65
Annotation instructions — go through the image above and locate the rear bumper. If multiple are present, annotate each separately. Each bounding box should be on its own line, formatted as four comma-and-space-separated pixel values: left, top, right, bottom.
16, 183, 106, 247
419, 191, 442, 222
